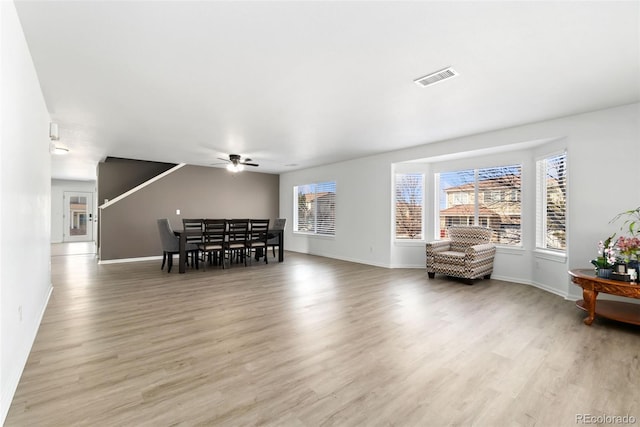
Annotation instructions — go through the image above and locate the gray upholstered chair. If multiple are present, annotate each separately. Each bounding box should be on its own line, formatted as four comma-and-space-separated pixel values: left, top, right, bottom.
267, 218, 286, 258
425, 226, 496, 284
157, 218, 199, 273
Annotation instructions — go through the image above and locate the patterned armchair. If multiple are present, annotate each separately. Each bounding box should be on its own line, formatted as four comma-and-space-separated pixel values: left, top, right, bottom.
425, 226, 496, 284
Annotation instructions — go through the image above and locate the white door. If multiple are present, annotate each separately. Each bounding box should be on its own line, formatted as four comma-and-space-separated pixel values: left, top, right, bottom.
63, 191, 94, 242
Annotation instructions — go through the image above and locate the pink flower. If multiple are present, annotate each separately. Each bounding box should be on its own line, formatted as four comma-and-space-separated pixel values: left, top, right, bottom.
616, 236, 640, 258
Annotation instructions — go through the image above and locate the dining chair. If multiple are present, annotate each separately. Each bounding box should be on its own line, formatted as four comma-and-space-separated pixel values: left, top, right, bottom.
182, 218, 203, 266
225, 219, 250, 267
157, 218, 199, 273
267, 218, 286, 258
198, 219, 226, 270
248, 219, 270, 264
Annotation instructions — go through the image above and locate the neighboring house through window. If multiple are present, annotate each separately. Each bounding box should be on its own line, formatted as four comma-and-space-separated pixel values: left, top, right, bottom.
437, 165, 522, 245
294, 181, 336, 236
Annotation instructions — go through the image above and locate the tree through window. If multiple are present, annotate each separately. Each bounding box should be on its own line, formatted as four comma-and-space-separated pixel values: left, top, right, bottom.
536, 152, 567, 251
395, 173, 423, 239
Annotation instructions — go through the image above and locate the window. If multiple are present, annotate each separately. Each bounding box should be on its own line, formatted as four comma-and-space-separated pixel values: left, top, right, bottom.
536, 152, 567, 251
395, 173, 423, 240
452, 192, 469, 205
437, 164, 522, 245
294, 181, 336, 235
484, 190, 501, 203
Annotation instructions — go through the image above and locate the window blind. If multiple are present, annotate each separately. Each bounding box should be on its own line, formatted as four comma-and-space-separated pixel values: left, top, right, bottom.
395, 173, 423, 239
294, 181, 336, 236
315, 181, 336, 235
438, 169, 475, 239
478, 165, 522, 245
437, 165, 522, 245
537, 152, 566, 250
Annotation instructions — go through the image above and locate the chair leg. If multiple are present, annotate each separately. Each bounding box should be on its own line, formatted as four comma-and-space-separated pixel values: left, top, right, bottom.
161, 252, 167, 270
427, 272, 435, 279
167, 253, 173, 273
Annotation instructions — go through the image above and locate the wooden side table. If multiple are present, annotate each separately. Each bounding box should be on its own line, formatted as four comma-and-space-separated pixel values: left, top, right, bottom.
569, 269, 640, 326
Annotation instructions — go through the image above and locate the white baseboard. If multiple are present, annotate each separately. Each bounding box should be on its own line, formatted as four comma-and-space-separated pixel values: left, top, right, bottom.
2, 284, 52, 424
389, 263, 425, 269
98, 255, 163, 265
491, 274, 569, 299
286, 249, 391, 269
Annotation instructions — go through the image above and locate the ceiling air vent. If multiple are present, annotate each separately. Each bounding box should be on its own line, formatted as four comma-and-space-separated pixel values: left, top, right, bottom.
414, 67, 458, 88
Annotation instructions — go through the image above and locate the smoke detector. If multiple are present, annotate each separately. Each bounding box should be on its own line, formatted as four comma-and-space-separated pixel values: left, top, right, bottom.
414, 67, 458, 88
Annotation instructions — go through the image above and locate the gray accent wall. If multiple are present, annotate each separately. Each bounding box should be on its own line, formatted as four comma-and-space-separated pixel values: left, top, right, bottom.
99, 164, 279, 260
97, 157, 176, 205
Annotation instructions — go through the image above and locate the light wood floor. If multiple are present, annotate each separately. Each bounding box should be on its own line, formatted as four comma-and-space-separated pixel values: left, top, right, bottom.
6, 250, 640, 426
51, 241, 96, 256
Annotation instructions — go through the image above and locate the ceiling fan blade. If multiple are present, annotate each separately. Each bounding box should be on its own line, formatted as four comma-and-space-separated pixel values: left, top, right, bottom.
241, 162, 259, 167
217, 157, 230, 162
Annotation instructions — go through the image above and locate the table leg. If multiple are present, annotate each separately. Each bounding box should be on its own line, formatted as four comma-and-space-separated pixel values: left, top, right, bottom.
278, 230, 284, 262
179, 232, 187, 274
583, 288, 599, 325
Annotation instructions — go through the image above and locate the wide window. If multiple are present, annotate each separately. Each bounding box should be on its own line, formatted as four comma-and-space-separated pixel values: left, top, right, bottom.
395, 173, 423, 240
536, 152, 567, 251
293, 181, 336, 236
437, 164, 522, 245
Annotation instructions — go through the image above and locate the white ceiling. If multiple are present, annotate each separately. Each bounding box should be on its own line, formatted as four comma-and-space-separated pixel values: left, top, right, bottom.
14, 1, 640, 181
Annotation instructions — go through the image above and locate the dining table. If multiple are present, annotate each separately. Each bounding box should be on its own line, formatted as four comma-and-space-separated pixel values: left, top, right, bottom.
174, 227, 284, 274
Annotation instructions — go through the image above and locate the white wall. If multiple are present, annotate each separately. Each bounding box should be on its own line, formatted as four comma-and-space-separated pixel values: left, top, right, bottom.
281, 157, 393, 267
1, 1, 52, 422
51, 179, 96, 243
280, 102, 640, 299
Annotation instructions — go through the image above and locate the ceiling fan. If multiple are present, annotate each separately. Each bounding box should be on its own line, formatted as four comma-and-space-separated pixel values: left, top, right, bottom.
216, 154, 259, 172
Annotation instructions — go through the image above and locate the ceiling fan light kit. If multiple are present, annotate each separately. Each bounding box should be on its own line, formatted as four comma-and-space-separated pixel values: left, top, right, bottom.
217, 154, 259, 172
226, 163, 244, 173
50, 144, 69, 155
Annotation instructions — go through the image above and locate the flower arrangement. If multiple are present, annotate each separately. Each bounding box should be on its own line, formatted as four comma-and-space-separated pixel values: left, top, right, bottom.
616, 236, 640, 261
610, 206, 640, 237
591, 235, 617, 270
589, 208, 640, 273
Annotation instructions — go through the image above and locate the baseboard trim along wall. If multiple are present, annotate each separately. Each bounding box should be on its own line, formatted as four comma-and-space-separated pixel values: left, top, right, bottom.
2, 285, 52, 423
494, 275, 569, 300
98, 256, 163, 265
288, 250, 392, 269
